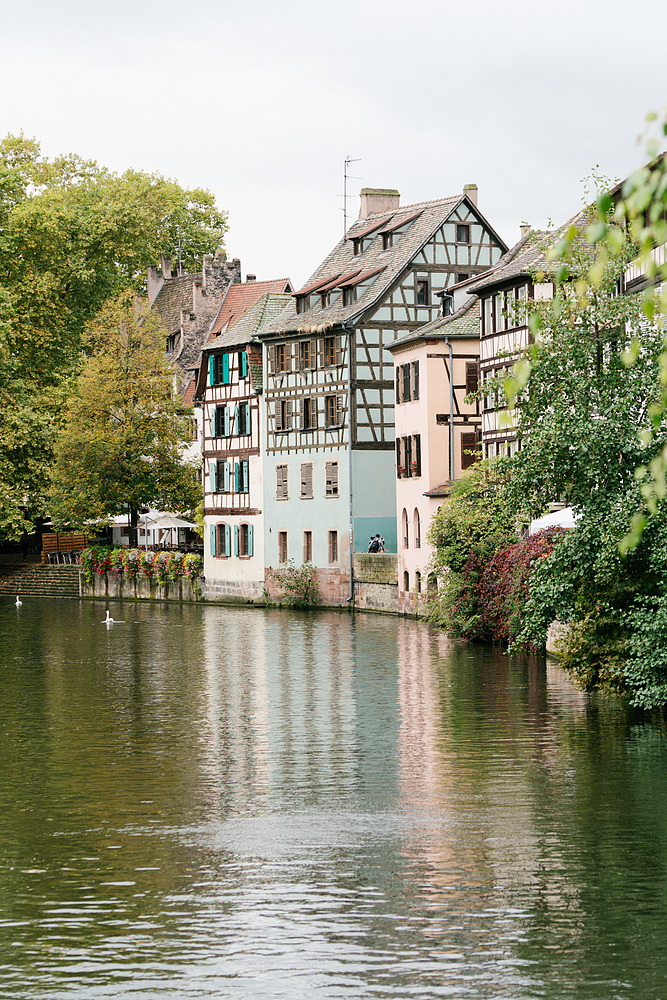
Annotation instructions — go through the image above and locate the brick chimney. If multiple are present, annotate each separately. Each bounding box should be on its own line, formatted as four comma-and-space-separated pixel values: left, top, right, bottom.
463, 183, 478, 207
160, 254, 172, 279
359, 188, 400, 219
520, 222, 531, 238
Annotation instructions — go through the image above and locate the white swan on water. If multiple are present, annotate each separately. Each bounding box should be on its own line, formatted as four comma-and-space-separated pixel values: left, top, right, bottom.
15, 595, 22, 607
102, 609, 125, 625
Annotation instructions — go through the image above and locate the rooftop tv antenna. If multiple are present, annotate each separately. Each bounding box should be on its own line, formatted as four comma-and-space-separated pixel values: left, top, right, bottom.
342, 156, 361, 235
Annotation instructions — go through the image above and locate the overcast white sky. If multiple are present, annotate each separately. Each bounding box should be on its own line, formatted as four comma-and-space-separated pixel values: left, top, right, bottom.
1, 0, 665, 287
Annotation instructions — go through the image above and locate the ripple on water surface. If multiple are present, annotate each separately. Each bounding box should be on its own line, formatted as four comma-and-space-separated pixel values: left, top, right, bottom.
1, 599, 667, 998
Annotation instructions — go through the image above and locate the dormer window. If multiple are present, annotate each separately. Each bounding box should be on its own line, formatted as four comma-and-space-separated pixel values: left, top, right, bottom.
382, 233, 393, 251
343, 286, 356, 307
296, 295, 309, 314
166, 333, 179, 353
320, 291, 329, 308
456, 224, 470, 244
353, 238, 363, 256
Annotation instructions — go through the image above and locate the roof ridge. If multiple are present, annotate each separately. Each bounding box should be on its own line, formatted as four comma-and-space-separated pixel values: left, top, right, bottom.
351, 194, 461, 224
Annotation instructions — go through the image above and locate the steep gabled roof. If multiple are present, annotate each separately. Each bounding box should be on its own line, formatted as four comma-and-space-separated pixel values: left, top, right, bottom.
260, 194, 507, 337
389, 296, 480, 352
209, 292, 292, 352
469, 207, 592, 295
153, 274, 203, 335
209, 278, 292, 339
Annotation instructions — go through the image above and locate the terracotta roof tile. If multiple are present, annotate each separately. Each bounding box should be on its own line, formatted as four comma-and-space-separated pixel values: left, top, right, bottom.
210, 279, 292, 338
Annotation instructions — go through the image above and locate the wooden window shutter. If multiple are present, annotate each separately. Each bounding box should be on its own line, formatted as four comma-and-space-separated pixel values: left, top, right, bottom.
300, 462, 313, 499
243, 460, 249, 493
335, 336, 342, 365
466, 362, 479, 395
209, 524, 216, 556
413, 434, 421, 476
225, 523, 231, 556
240, 350, 248, 377
210, 408, 217, 439
222, 353, 230, 384
299, 398, 305, 430
285, 343, 292, 372
285, 399, 293, 430
405, 435, 412, 476
223, 406, 231, 437
208, 355, 215, 386
395, 439, 401, 479
335, 395, 343, 426
412, 360, 420, 400
248, 524, 254, 557
402, 363, 411, 402
310, 339, 317, 369
461, 431, 478, 470
275, 401, 283, 432
395, 366, 401, 403
223, 461, 231, 493
234, 524, 239, 556
268, 344, 276, 374
317, 338, 325, 368
208, 460, 217, 493
331, 461, 338, 494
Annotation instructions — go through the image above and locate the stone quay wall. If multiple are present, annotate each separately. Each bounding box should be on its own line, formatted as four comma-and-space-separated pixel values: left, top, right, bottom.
81, 573, 201, 602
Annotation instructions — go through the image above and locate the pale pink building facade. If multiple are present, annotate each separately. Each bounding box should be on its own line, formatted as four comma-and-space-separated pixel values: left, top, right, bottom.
388, 298, 481, 613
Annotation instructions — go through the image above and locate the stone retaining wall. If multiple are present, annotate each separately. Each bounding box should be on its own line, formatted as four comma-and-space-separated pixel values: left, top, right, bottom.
82, 573, 201, 602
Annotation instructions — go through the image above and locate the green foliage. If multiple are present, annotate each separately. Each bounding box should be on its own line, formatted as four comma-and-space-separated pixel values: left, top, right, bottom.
266, 561, 321, 609
49, 294, 202, 532
0, 133, 226, 541
425, 460, 518, 635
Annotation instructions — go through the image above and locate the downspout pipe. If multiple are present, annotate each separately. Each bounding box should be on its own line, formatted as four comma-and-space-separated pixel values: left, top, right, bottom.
445, 337, 454, 482
343, 320, 355, 606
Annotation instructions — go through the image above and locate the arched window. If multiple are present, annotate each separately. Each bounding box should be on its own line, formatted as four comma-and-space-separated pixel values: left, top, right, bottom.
403, 570, 410, 593
402, 508, 409, 549
416, 571, 422, 593
211, 522, 231, 558
413, 508, 421, 549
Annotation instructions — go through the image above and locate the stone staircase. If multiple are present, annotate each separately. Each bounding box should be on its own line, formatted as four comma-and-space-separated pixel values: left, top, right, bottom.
0, 564, 81, 599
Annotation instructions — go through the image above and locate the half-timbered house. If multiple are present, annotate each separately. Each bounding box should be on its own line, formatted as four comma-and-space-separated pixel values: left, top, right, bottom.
197, 291, 291, 601
388, 298, 481, 611
258, 186, 507, 603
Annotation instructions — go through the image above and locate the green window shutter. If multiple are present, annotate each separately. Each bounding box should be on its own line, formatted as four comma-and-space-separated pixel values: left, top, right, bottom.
240, 351, 248, 377
210, 409, 216, 438
222, 353, 230, 384
234, 524, 239, 556
223, 406, 231, 437
225, 523, 231, 556
223, 461, 231, 493
248, 524, 254, 557
234, 462, 239, 493
209, 524, 217, 556
208, 460, 217, 493
234, 404, 239, 434
209, 355, 215, 386
242, 460, 249, 494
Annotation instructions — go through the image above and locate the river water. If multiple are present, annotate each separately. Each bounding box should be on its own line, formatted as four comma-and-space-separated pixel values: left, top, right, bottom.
1, 598, 666, 999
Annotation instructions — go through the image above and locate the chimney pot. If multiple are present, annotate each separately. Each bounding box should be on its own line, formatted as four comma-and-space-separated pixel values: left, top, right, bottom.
246, 274, 256, 283
160, 254, 172, 279
520, 222, 531, 238
358, 187, 400, 219
463, 183, 478, 207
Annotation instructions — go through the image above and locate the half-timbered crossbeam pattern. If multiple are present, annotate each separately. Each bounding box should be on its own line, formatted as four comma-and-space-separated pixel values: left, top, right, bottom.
258, 187, 506, 600
196, 290, 292, 601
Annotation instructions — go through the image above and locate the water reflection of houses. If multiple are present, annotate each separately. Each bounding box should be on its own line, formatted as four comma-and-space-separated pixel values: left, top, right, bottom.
200, 609, 359, 811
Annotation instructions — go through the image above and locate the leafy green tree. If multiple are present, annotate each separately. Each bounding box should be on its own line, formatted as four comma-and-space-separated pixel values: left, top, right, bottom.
0, 133, 226, 540
49, 295, 202, 546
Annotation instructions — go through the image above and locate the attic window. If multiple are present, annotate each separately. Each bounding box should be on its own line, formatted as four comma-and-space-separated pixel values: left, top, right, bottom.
382, 233, 393, 251
296, 295, 309, 314
456, 272, 469, 283
343, 286, 356, 307
416, 279, 430, 307
320, 292, 329, 308
353, 238, 363, 256
456, 224, 470, 244
166, 333, 179, 353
